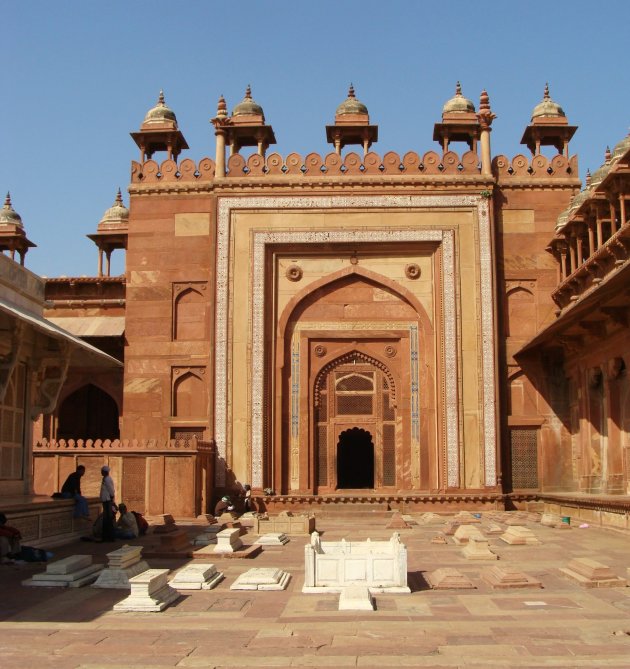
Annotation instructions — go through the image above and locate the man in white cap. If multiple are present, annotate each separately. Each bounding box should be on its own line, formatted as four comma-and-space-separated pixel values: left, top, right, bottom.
214, 496, 234, 516
100, 466, 116, 542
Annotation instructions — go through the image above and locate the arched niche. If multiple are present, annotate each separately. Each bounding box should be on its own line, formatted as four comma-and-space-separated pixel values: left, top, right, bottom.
57, 383, 120, 440
173, 284, 208, 341
505, 286, 536, 338
172, 369, 206, 418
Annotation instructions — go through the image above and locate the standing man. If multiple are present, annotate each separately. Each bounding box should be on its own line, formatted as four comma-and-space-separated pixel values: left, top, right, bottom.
99, 466, 116, 542
61, 464, 90, 519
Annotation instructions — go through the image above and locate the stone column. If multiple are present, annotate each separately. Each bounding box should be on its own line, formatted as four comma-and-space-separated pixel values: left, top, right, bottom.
215, 129, 226, 178
477, 90, 495, 177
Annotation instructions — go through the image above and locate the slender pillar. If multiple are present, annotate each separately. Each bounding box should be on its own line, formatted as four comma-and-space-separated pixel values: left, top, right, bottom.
587, 221, 595, 257
620, 193, 627, 228
560, 247, 568, 280
596, 214, 603, 248
215, 129, 226, 178
569, 240, 576, 274
477, 90, 495, 177
97, 248, 103, 277
576, 235, 584, 266
105, 250, 112, 277
610, 201, 618, 235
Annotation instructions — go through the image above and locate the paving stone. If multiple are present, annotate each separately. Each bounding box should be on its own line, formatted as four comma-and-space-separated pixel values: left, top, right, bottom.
338, 585, 374, 611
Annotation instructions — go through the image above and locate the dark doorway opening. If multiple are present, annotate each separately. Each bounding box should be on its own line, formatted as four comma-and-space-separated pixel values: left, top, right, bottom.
57, 384, 120, 440
336, 427, 374, 489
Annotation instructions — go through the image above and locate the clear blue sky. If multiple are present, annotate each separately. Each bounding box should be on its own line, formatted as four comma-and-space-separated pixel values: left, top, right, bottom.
2, 1, 629, 277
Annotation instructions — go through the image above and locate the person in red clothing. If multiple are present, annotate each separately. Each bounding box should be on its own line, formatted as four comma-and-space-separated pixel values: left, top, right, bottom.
0, 512, 21, 563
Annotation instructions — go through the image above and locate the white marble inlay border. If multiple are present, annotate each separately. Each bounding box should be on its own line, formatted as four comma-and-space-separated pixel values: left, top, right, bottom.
215, 195, 496, 489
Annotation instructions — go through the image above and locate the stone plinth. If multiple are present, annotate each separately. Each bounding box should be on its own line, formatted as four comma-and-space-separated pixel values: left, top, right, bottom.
144, 528, 193, 558
500, 526, 541, 545
255, 533, 289, 545
170, 563, 224, 590
303, 531, 410, 594
442, 522, 460, 536
113, 569, 180, 612
152, 514, 176, 534
462, 537, 497, 560
560, 558, 627, 588
453, 524, 485, 545
230, 567, 291, 591
338, 585, 374, 611
421, 512, 444, 525
92, 545, 149, 589
482, 523, 504, 535
453, 511, 481, 523
430, 533, 448, 544
23, 555, 102, 588
214, 528, 243, 553
253, 514, 315, 536
192, 543, 262, 560
426, 568, 475, 590
386, 512, 411, 529
482, 566, 542, 589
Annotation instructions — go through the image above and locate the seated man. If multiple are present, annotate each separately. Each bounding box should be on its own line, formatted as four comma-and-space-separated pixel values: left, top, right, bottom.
214, 496, 234, 517
115, 503, 139, 540
0, 512, 21, 563
61, 465, 90, 520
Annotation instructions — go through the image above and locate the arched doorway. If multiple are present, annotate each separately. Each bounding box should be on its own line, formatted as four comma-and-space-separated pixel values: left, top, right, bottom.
57, 384, 119, 440
337, 427, 374, 489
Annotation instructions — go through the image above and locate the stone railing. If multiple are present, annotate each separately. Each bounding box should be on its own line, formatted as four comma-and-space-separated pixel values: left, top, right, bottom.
492, 153, 578, 181
33, 438, 216, 518
550, 221, 630, 309
130, 150, 484, 183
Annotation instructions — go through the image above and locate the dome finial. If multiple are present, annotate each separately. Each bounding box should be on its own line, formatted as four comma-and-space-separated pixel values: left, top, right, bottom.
585, 169, 591, 188
217, 94, 227, 118
348, 83, 355, 98
455, 81, 462, 96
115, 188, 123, 205
544, 83, 550, 100
158, 90, 165, 105
0, 191, 23, 227
245, 84, 252, 99
605, 146, 612, 163
4, 192, 11, 208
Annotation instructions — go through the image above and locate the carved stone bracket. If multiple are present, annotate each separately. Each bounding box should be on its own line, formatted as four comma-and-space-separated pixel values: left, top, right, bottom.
30, 341, 72, 420
0, 321, 25, 402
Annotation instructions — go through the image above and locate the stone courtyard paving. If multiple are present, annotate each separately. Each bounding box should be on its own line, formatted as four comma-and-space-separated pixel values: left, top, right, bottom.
2, 512, 630, 668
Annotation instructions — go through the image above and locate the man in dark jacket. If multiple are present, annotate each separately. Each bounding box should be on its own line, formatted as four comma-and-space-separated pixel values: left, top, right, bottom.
61, 465, 90, 519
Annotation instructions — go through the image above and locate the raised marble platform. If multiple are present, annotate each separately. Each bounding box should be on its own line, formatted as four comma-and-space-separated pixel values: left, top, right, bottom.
230, 567, 291, 591
113, 568, 180, 612
23, 554, 102, 588
92, 545, 149, 589
254, 533, 290, 546
482, 566, 542, 589
303, 531, 410, 594
426, 567, 475, 590
453, 524, 485, 545
170, 563, 224, 590
462, 537, 498, 560
559, 558, 627, 588
500, 526, 541, 545
253, 513, 315, 536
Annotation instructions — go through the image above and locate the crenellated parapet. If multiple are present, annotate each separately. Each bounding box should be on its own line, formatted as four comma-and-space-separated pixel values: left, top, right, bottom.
131, 150, 483, 183
34, 437, 215, 452
492, 153, 578, 182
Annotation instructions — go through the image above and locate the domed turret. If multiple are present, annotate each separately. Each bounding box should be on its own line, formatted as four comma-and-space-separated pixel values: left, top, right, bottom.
531, 83, 565, 120
142, 90, 178, 128
0, 193, 36, 265
131, 90, 189, 162
521, 83, 576, 157
433, 82, 480, 153
99, 189, 129, 227
231, 85, 265, 120
336, 84, 369, 117
0, 192, 23, 227
442, 82, 476, 114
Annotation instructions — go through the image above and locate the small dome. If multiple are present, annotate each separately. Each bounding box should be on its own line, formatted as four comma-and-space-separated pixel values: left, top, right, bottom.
336, 84, 368, 116
0, 192, 22, 227
531, 83, 565, 120
232, 85, 264, 118
99, 189, 129, 225
442, 82, 475, 114
143, 90, 178, 126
